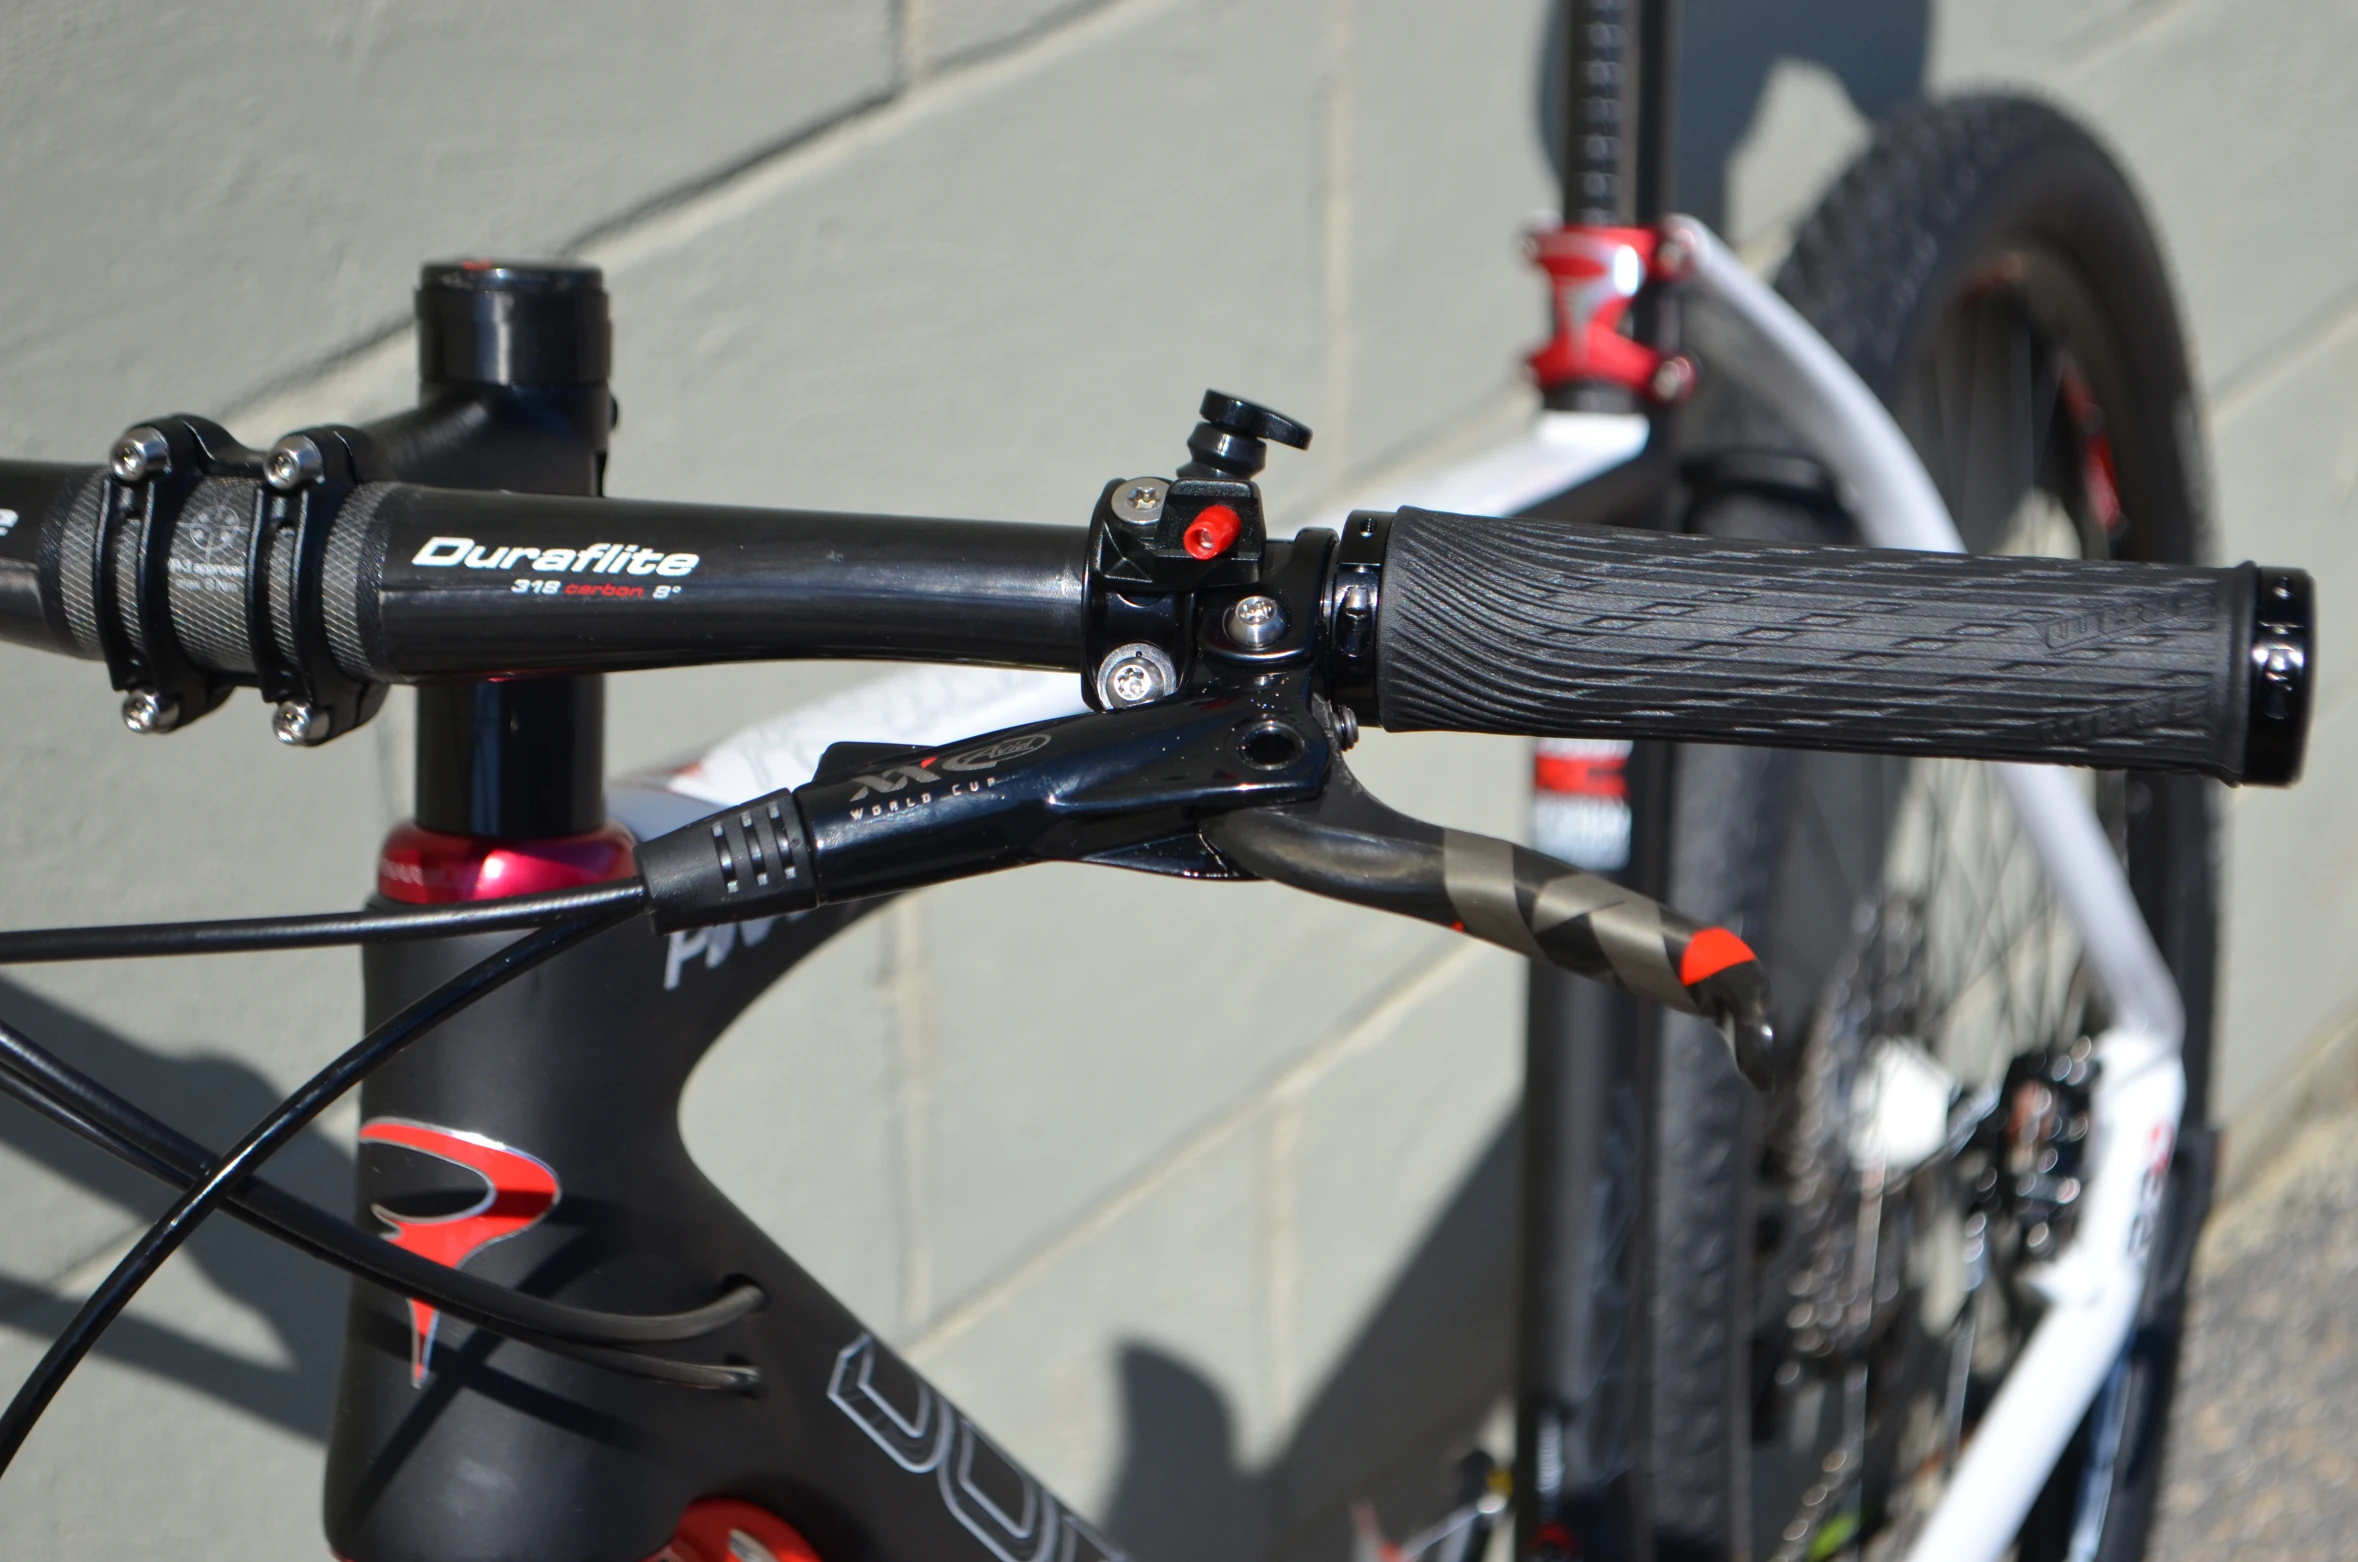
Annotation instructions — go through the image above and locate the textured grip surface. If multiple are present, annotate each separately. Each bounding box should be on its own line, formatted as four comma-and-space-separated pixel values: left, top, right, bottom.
1376, 507, 2261, 779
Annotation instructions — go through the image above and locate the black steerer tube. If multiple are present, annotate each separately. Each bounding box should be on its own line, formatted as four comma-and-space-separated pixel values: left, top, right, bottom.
1362, 506, 2311, 785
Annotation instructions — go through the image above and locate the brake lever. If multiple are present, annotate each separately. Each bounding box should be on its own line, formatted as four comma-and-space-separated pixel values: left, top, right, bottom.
1200, 749, 1782, 1090
637, 670, 1776, 1087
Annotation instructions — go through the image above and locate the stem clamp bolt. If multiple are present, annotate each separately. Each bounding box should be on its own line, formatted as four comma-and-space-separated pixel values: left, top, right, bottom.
110, 426, 171, 483
121, 688, 180, 734
264, 435, 326, 492
273, 701, 325, 746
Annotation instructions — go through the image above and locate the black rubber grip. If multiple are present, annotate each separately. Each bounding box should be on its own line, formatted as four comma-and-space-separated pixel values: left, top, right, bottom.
1373, 507, 2311, 785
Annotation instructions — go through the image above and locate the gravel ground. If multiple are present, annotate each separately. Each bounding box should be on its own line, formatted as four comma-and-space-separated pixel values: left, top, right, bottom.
2151, 1103, 2358, 1559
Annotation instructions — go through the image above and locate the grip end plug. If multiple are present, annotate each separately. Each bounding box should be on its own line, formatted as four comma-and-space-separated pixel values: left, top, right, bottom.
2241, 566, 2313, 786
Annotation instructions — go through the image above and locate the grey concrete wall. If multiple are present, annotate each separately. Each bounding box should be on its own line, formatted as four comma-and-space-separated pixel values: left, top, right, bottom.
0, 0, 2348, 1557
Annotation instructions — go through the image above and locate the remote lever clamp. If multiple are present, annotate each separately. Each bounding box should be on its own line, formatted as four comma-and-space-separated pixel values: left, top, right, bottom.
1082, 391, 1312, 708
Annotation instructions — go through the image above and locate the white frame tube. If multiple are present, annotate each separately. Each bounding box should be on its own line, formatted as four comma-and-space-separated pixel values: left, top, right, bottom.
1668, 215, 2182, 1562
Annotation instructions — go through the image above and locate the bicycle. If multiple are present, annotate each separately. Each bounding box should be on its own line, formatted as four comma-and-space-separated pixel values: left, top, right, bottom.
0, 24, 2315, 1562
1320, 25, 2271, 1562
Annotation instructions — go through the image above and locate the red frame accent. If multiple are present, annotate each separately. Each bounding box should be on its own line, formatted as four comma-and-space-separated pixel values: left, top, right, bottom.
1525, 223, 1678, 396
1532, 750, 1628, 801
2057, 364, 2126, 537
357, 1120, 560, 1385
378, 819, 636, 904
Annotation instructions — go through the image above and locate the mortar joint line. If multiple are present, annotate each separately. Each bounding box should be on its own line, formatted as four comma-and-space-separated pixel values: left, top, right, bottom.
906, 939, 1490, 1360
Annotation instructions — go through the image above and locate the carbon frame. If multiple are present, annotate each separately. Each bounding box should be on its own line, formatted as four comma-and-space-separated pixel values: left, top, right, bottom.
333, 908, 1122, 1562
327, 10, 1694, 1553
322, 268, 1117, 1562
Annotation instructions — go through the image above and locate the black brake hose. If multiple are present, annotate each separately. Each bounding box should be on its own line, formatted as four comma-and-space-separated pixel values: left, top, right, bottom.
0, 1019, 760, 1364
0, 879, 648, 964
0, 900, 710, 1474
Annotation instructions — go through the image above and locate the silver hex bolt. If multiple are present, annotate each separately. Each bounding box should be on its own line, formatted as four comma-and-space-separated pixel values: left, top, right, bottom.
1114, 478, 1167, 525
265, 434, 326, 492
725, 1530, 781, 1562
111, 426, 171, 483
1648, 353, 1698, 405
273, 700, 325, 746
1094, 641, 1177, 709
121, 688, 180, 734
1223, 593, 1286, 649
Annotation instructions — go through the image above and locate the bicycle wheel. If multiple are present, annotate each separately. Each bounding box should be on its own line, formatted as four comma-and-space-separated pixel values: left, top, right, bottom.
1644, 95, 2219, 1562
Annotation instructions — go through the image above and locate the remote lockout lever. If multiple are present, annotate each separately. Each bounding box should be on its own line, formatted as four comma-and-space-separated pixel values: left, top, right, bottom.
1178, 390, 1313, 481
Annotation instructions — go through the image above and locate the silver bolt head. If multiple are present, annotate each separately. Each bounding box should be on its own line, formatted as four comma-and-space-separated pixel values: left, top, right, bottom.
1648, 354, 1698, 404
1115, 478, 1168, 524
121, 688, 179, 733
1653, 234, 1693, 278
1223, 593, 1286, 649
273, 700, 323, 746
264, 434, 326, 492
1094, 641, 1177, 709
111, 426, 171, 483
726, 1530, 780, 1562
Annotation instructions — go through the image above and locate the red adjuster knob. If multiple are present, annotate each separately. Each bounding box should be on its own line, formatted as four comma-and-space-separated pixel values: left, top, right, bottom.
1183, 503, 1243, 560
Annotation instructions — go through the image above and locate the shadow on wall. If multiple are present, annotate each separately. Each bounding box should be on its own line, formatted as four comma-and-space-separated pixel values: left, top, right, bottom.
1103, 1124, 1519, 1562
1537, 0, 1930, 231
0, 977, 350, 1440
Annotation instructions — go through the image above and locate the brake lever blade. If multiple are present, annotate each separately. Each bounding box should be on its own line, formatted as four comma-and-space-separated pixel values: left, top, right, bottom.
1201, 756, 1782, 1089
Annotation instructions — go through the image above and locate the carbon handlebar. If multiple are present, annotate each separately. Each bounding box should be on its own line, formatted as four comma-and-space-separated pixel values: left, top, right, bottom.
0, 467, 1090, 679
0, 463, 2312, 783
